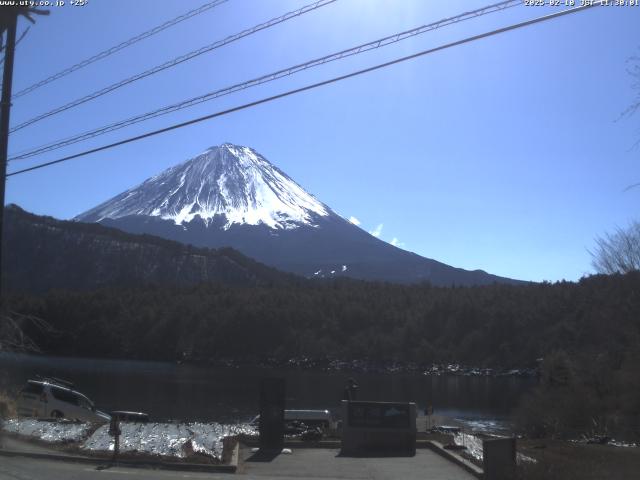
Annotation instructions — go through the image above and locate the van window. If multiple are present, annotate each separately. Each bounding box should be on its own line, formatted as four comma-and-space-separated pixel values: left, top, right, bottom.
21, 383, 44, 395
78, 396, 93, 410
50, 386, 80, 405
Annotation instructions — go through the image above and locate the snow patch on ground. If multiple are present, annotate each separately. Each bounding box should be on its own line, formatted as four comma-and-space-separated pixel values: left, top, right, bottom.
453, 432, 537, 464
2, 419, 256, 460
82, 422, 255, 459
2, 418, 91, 443
609, 440, 639, 448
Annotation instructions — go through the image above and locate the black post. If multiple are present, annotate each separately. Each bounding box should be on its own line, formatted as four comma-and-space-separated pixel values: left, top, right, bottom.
108, 415, 121, 462
0, 11, 18, 303
259, 377, 285, 452
483, 437, 516, 480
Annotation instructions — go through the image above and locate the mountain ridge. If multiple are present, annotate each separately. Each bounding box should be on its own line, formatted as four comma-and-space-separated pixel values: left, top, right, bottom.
2, 204, 299, 293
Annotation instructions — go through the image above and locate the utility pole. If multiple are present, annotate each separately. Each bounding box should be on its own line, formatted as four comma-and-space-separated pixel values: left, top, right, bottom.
0, 6, 47, 304
0, 10, 18, 304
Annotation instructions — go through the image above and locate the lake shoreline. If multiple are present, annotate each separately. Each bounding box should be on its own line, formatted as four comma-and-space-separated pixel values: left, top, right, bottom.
0, 351, 540, 378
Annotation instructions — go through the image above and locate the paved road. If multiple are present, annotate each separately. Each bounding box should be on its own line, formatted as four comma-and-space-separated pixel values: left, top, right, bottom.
0, 448, 476, 480
1, 436, 83, 456
0, 456, 222, 480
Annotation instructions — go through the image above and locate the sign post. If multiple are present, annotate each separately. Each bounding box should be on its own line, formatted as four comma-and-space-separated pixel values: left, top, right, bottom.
108, 415, 121, 462
426, 405, 434, 431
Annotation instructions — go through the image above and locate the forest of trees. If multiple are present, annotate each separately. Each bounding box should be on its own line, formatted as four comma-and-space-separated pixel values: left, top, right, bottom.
5, 271, 638, 368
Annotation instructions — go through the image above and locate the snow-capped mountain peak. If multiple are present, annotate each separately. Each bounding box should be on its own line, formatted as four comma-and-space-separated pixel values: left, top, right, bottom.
75, 143, 522, 286
76, 143, 330, 230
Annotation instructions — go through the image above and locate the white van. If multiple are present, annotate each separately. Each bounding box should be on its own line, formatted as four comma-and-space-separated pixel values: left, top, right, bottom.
251, 409, 335, 431
17, 378, 110, 423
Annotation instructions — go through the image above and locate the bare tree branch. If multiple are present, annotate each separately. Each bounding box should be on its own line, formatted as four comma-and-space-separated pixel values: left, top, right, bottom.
0, 310, 54, 353
619, 51, 640, 121
590, 221, 640, 274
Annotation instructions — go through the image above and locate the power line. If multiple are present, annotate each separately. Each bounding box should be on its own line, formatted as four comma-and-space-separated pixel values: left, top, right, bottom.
0, 26, 30, 75
11, 0, 229, 100
6, 3, 601, 179
0, 25, 29, 54
9, 0, 338, 134
9, 0, 520, 162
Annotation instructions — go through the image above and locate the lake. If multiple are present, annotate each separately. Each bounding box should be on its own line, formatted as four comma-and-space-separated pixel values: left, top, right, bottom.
0, 353, 536, 432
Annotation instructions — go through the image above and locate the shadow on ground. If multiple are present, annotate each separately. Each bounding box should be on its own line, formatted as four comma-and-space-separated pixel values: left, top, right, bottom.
245, 450, 281, 462
336, 450, 416, 458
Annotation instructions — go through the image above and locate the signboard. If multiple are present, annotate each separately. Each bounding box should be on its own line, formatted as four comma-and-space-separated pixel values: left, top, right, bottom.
347, 401, 410, 429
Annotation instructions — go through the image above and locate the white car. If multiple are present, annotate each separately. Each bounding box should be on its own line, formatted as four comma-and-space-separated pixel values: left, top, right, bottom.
251, 409, 335, 431
17, 378, 110, 423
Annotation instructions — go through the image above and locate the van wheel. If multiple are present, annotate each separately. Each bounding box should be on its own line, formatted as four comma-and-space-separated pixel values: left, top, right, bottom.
51, 410, 64, 419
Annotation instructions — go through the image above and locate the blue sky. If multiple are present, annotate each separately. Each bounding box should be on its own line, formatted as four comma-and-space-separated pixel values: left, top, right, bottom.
4, 0, 640, 282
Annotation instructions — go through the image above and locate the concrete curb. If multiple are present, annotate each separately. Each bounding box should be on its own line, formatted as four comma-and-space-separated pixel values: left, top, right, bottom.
241, 437, 482, 478
423, 440, 484, 479
0, 443, 239, 474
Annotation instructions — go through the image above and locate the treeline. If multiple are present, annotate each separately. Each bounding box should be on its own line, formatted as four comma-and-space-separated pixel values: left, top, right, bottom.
6, 271, 640, 369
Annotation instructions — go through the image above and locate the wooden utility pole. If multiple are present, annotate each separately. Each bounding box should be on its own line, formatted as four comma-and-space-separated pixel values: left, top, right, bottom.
0, 6, 47, 302
0, 10, 18, 302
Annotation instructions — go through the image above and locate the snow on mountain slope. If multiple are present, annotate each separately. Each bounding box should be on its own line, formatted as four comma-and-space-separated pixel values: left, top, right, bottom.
77, 144, 330, 230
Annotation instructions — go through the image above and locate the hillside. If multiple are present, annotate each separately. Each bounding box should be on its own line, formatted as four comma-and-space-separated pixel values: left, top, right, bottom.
2, 204, 298, 293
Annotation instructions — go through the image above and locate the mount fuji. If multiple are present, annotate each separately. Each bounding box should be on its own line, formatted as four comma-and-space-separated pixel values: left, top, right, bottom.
76, 143, 519, 286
